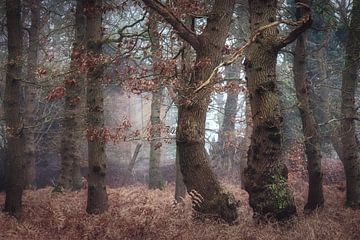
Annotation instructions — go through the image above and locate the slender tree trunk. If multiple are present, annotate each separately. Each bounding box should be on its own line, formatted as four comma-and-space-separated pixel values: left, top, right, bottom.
175, 146, 186, 202
148, 11, 164, 190
24, 0, 40, 188
4, 0, 25, 217
244, 0, 310, 220
122, 143, 142, 186
293, 0, 324, 211
218, 81, 239, 171
340, 0, 360, 208
240, 93, 251, 189
59, 0, 86, 191
85, 0, 108, 214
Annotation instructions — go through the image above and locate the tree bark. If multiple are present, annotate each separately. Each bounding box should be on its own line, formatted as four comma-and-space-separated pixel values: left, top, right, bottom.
176, 0, 237, 223
340, 0, 360, 208
59, 0, 86, 191
175, 145, 186, 202
143, 0, 238, 223
148, 11, 164, 190
244, 0, 311, 220
293, 0, 324, 212
240, 93, 251, 189
4, 0, 26, 217
85, 0, 108, 214
218, 81, 239, 171
24, 0, 40, 189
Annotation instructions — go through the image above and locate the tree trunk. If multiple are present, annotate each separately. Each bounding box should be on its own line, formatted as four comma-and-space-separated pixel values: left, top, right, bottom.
176, 0, 237, 223
340, 0, 360, 208
59, 0, 86, 191
143, 0, 237, 223
24, 0, 40, 189
244, 0, 311, 220
240, 93, 251, 189
175, 145, 186, 202
293, 0, 324, 211
4, 0, 26, 217
85, 0, 108, 214
218, 81, 239, 171
148, 11, 164, 190
122, 143, 142, 186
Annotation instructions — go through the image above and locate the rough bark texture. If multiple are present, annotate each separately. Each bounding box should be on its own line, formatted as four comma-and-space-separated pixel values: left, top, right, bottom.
4, 0, 26, 217
148, 12, 164, 190
340, 0, 360, 209
244, 0, 310, 220
24, 0, 40, 188
293, 0, 324, 211
59, 0, 86, 191
175, 0, 238, 223
85, 0, 108, 214
143, 0, 238, 222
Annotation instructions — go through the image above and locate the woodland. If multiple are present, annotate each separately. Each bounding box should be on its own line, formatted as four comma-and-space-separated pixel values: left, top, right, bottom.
0, 0, 360, 239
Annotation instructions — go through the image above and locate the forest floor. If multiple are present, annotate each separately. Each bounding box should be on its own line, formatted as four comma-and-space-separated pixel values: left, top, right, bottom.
0, 172, 359, 240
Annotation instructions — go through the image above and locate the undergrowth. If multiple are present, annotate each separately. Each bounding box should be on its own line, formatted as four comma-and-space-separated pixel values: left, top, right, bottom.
0, 176, 359, 240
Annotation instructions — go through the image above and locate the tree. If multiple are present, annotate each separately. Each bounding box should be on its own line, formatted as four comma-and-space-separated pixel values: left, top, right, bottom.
85, 0, 108, 214
340, 0, 360, 208
142, 0, 238, 223
217, 80, 239, 171
148, 11, 164, 190
244, 0, 311, 220
59, 0, 86, 191
4, 0, 26, 217
24, 0, 41, 188
293, 0, 324, 212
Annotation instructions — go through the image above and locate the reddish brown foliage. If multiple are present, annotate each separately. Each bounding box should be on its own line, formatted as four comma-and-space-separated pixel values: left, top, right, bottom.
1, 177, 359, 240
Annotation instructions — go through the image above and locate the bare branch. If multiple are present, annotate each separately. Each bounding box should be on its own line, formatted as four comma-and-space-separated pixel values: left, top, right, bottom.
141, 0, 200, 50
275, 2, 312, 49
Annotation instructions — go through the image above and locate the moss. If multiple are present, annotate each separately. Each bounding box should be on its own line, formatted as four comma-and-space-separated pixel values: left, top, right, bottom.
267, 174, 292, 212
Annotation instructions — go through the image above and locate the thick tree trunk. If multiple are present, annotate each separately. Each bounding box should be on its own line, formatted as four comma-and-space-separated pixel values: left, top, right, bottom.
340, 0, 360, 208
176, 0, 237, 223
148, 12, 164, 190
293, 1, 324, 211
85, 0, 108, 214
244, 0, 305, 220
59, 0, 86, 191
143, 0, 237, 223
24, 0, 40, 188
4, 0, 26, 217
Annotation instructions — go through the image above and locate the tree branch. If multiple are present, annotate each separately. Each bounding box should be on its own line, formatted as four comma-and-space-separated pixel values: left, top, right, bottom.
141, 0, 200, 50
275, 2, 312, 49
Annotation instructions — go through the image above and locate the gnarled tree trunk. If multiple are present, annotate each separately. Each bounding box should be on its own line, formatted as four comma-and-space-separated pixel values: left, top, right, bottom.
4, 0, 26, 217
85, 0, 108, 214
59, 0, 86, 191
340, 0, 360, 208
142, 0, 238, 223
244, 0, 311, 220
